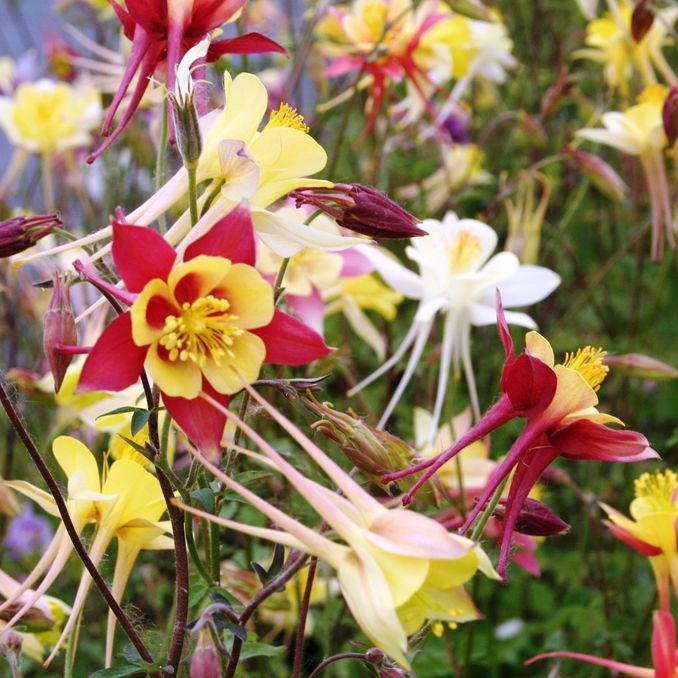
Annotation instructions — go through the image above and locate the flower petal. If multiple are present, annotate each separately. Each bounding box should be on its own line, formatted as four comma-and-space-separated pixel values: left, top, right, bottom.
214, 263, 273, 329
252, 309, 332, 365
201, 331, 266, 394
167, 255, 232, 305
112, 223, 177, 293
79, 312, 147, 392
52, 436, 100, 492
146, 342, 203, 399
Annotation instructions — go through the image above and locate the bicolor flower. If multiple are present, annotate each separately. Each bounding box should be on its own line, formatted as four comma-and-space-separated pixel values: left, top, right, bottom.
351, 212, 560, 433
178, 381, 498, 669
89, 0, 285, 160
78, 204, 331, 456
528, 609, 677, 678
382, 294, 657, 576
602, 469, 678, 611
577, 85, 675, 260
0, 436, 172, 667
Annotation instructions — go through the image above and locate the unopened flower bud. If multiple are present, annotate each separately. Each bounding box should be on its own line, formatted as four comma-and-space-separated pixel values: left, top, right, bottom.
290, 184, 426, 239
170, 93, 202, 171
663, 86, 678, 147
0, 213, 61, 258
563, 145, 628, 201
494, 498, 570, 536
0, 628, 22, 675
43, 274, 77, 392
604, 352, 678, 380
631, 0, 654, 42
365, 648, 386, 663
303, 396, 415, 479
190, 628, 221, 678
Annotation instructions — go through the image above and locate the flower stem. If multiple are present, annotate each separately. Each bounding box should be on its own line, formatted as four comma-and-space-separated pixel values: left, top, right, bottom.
155, 104, 169, 233
291, 556, 318, 678
469, 476, 510, 543
307, 652, 372, 678
0, 377, 154, 665
187, 164, 199, 228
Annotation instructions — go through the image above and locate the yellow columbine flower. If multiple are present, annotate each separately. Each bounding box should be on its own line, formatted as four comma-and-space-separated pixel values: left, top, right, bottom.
0, 436, 172, 668
602, 469, 678, 611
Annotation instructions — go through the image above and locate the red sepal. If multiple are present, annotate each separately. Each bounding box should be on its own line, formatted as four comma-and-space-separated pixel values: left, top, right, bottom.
503, 353, 557, 415
603, 520, 663, 556
551, 419, 658, 462
652, 610, 677, 678
184, 202, 255, 265
78, 312, 147, 392
253, 310, 332, 365
112, 222, 177, 292
162, 380, 228, 461
207, 33, 287, 59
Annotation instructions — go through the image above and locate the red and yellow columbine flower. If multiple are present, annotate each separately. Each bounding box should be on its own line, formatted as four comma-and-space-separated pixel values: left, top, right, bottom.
89, 0, 285, 160
78, 204, 331, 455
602, 469, 678, 611
529, 609, 676, 678
383, 292, 657, 576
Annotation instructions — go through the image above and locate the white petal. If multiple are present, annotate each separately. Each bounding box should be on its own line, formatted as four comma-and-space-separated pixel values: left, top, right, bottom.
496, 265, 560, 306
356, 244, 424, 299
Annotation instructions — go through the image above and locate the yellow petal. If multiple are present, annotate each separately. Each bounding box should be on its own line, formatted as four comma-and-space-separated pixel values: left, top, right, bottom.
540, 364, 599, 426
167, 255, 232, 303
524, 331, 555, 366
52, 436, 100, 492
130, 278, 176, 346
214, 263, 274, 329
201, 331, 265, 394
145, 341, 203, 399
4, 480, 59, 517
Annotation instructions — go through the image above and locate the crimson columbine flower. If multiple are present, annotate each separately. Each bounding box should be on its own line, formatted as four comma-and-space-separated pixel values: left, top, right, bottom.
382, 292, 657, 576
77, 203, 331, 455
89, 0, 286, 161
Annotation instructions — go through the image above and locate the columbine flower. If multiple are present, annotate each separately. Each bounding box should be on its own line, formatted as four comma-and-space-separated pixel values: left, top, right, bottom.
89, 0, 285, 160
78, 205, 331, 456
577, 85, 675, 260
0, 214, 61, 258
0, 436, 172, 667
602, 469, 678, 611
382, 294, 657, 576
351, 212, 560, 432
528, 609, 677, 677
178, 381, 498, 669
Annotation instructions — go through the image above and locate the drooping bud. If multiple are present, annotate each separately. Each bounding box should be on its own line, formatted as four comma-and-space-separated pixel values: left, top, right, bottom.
631, 0, 655, 43
190, 628, 221, 678
563, 145, 628, 201
604, 353, 678, 380
0, 628, 22, 676
662, 86, 678, 147
290, 184, 427, 239
43, 274, 77, 392
0, 213, 61, 258
493, 498, 570, 536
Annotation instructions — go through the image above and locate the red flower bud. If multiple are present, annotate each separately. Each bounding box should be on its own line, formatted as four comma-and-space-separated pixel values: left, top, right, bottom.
190, 628, 221, 678
0, 214, 61, 258
663, 86, 678, 147
493, 497, 570, 537
43, 274, 77, 393
563, 145, 628, 201
631, 0, 655, 42
290, 184, 426, 239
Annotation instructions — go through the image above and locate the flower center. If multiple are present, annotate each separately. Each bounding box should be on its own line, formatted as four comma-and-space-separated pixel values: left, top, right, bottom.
158, 295, 243, 367
562, 346, 608, 390
634, 470, 678, 513
265, 103, 309, 133
448, 229, 481, 273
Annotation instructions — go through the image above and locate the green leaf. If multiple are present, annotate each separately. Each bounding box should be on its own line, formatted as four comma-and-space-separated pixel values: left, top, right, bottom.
89, 665, 147, 678
239, 642, 286, 661
130, 408, 151, 436
190, 487, 215, 513
117, 435, 150, 458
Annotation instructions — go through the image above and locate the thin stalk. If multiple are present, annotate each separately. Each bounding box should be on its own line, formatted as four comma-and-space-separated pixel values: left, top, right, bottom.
0, 378, 153, 665
307, 652, 369, 678
187, 165, 199, 228
155, 104, 169, 233
291, 557, 318, 678
41, 153, 55, 212
469, 476, 510, 543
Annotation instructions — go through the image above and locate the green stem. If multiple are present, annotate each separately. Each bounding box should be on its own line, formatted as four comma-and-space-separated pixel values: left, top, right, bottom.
155, 104, 169, 233
469, 476, 510, 543
187, 164, 199, 228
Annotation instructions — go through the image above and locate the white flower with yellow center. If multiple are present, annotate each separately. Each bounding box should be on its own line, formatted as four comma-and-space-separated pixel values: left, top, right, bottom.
352, 212, 560, 435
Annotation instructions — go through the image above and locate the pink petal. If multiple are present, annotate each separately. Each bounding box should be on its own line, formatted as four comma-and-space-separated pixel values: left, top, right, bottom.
184, 202, 255, 265
252, 310, 332, 365
286, 288, 325, 335
526, 651, 654, 676
652, 610, 677, 678
207, 33, 287, 59
162, 380, 229, 460
112, 223, 176, 292
338, 249, 373, 277
78, 312, 147, 392
496, 289, 514, 358
552, 420, 659, 462
503, 354, 557, 415
603, 520, 663, 557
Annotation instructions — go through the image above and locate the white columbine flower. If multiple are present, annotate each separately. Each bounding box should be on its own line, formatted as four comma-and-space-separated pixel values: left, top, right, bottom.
351, 212, 560, 437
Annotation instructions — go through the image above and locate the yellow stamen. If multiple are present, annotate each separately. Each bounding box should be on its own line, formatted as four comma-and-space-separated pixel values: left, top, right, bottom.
562, 346, 608, 390
159, 295, 243, 367
265, 103, 309, 133
432, 621, 444, 637
634, 470, 678, 512
448, 229, 481, 273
